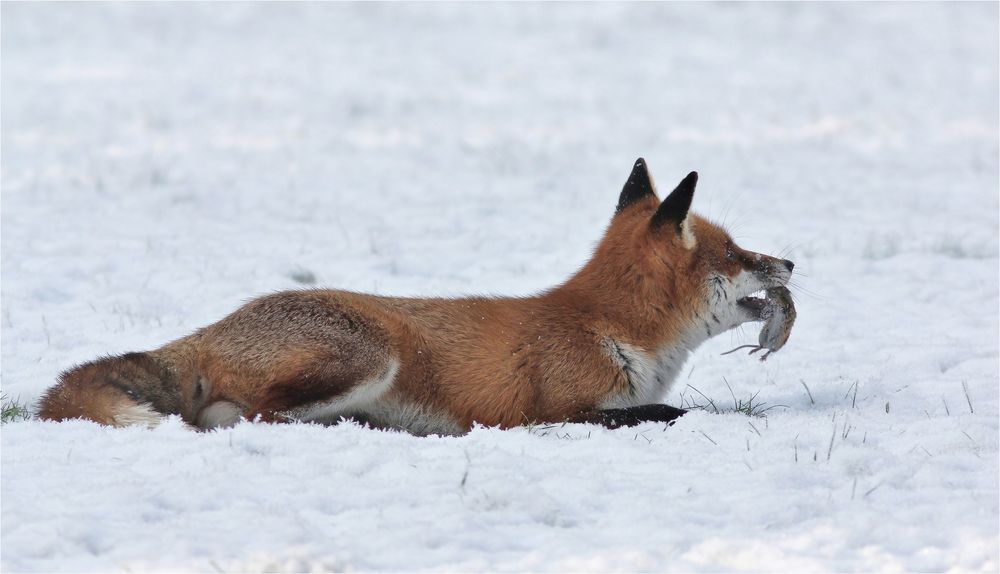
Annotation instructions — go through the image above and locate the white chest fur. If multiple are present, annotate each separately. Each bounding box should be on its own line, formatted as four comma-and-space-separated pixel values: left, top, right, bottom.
599, 339, 691, 409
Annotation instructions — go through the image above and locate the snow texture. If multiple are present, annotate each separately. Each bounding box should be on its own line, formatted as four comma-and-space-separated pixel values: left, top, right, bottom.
2, 3, 998, 572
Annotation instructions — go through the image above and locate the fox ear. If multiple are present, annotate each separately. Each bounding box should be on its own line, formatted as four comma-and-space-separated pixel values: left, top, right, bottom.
651, 171, 697, 232
616, 157, 656, 213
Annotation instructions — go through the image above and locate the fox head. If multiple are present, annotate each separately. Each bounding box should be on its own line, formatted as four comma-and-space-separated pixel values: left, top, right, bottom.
584, 158, 794, 346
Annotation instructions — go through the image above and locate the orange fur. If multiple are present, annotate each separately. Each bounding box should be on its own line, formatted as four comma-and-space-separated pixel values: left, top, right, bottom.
38, 159, 794, 433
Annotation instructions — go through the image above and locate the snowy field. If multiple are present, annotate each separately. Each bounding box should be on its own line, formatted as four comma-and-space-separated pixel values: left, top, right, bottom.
2, 3, 998, 572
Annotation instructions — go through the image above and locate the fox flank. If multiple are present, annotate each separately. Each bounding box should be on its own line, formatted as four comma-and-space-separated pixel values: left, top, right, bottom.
38, 158, 795, 435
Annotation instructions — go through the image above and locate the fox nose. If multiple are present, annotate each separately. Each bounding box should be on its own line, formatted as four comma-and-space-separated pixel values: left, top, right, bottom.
781, 259, 795, 272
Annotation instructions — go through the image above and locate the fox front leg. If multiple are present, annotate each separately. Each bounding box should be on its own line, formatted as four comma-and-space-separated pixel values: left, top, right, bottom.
572, 404, 688, 429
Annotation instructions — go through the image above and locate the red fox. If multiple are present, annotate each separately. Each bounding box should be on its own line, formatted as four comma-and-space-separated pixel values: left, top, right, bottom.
38, 159, 794, 435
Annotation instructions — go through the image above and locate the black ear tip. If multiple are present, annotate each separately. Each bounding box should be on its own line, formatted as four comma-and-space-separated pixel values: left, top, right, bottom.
686, 171, 698, 183
617, 157, 655, 213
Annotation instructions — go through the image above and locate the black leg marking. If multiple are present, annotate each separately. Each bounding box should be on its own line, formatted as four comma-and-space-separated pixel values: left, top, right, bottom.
572, 404, 688, 430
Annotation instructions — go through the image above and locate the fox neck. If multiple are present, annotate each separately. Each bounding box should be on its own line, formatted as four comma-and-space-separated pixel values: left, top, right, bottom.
560, 227, 706, 345
554, 226, 712, 407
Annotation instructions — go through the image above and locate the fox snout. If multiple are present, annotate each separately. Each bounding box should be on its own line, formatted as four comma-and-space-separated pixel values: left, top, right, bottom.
748, 253, 794, 286
724, 253, 794, 325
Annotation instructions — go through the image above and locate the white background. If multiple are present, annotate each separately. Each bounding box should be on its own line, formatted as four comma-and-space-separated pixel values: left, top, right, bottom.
2, 3, 997, 571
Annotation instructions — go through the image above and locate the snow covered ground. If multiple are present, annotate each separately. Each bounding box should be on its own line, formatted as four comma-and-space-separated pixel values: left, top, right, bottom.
2, 3, 997, 572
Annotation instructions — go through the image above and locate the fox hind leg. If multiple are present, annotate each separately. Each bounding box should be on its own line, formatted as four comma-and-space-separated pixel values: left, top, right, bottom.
244, 357, 400, 425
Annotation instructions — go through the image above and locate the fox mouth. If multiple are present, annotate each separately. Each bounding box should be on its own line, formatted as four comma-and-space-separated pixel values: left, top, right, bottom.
714, 266, 792, 320
738, 272, 791, 318
737, 292, 769, 319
